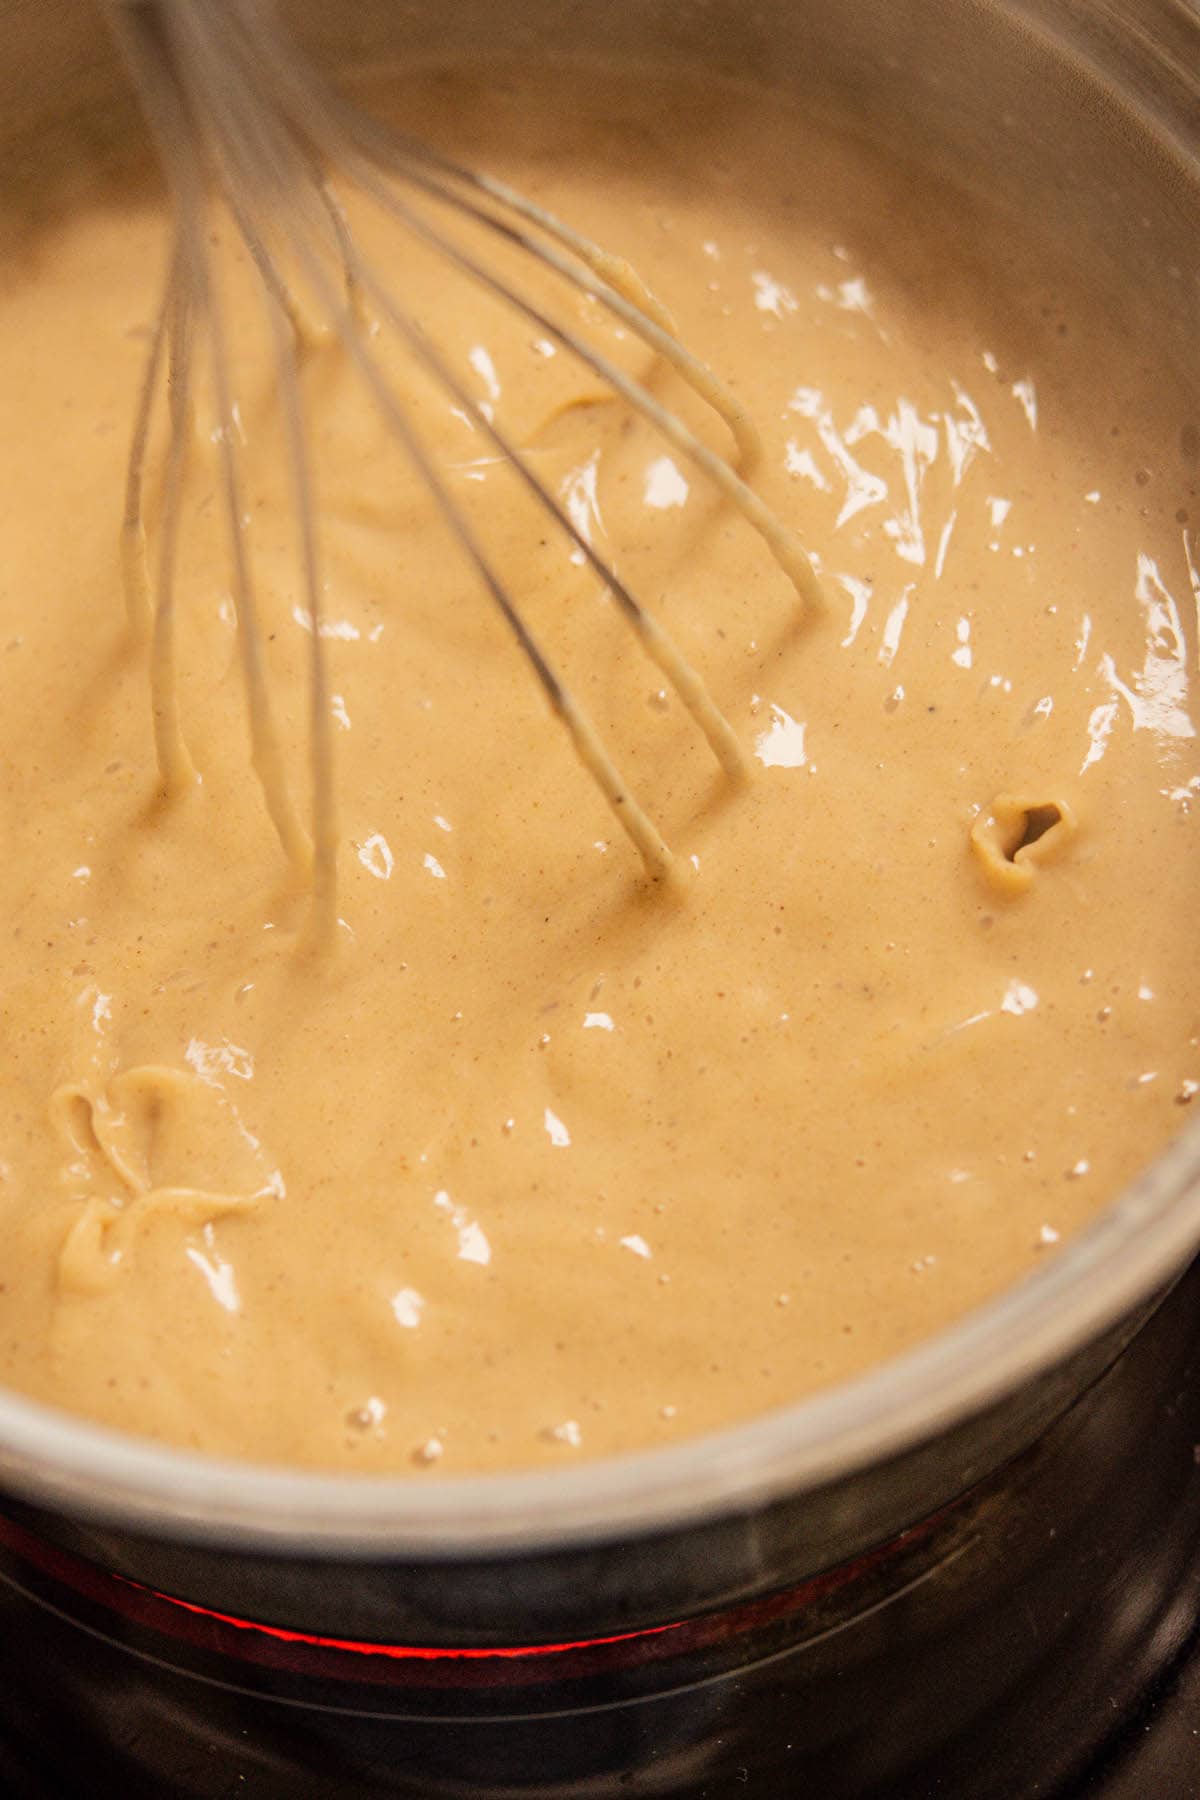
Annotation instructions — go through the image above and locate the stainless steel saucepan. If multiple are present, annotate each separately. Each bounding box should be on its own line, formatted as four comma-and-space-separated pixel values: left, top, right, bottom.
0, 0, 1196, 1685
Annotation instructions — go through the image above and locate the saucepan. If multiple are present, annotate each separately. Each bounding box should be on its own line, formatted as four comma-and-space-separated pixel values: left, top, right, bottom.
0, 0, 1196, 1725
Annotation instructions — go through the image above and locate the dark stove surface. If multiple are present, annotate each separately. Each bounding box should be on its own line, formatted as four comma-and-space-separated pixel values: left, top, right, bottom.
1087, 1629, 1200, 1800
2, 1259, 1200, 1800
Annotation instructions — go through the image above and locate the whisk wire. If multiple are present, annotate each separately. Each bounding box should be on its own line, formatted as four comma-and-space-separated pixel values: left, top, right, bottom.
242, 20, 766, 471
264, 287, 338, 938
344, 129, 766, 470
150, 242, 197, 793
282, 216, 677, 879
113, 0, 326, 860
205, 249, 313, 874
340, 224, 747, 784
106, 0, 824, 913
121, 277, 167, 641
345, 155, 824, 615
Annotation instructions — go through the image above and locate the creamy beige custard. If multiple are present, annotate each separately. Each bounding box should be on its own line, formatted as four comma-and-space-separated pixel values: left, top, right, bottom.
0, 63, 1198, 1473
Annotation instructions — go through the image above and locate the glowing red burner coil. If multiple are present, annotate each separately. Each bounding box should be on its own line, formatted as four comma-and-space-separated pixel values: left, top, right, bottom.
112, 1574, 683, 1662
0, 1501, 953, 1693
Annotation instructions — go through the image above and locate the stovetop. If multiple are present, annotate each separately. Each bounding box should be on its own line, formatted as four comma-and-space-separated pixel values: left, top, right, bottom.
0, 1631, 1195, 1799
1087, 1633, 1200, 1800
1, 1258, 1199, 1799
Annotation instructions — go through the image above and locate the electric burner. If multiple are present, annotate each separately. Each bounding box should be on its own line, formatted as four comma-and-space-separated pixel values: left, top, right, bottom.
2, 1258, 1200, 1799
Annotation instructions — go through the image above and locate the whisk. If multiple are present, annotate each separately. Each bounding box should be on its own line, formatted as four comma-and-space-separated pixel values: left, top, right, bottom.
103, 0, 823, 937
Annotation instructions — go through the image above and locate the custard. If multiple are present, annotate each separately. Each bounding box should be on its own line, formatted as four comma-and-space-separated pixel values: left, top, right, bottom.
0, 64, 1197, 1471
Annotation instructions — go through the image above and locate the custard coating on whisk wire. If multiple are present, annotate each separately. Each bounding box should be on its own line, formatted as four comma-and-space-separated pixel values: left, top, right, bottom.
103, 0, 823, 927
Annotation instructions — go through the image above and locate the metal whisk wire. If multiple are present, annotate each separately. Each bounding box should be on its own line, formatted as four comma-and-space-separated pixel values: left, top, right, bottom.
104, 0, 823, 933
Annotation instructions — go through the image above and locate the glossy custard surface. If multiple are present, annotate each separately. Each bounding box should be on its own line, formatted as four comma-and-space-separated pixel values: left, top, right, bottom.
0, 65, 1198, 1470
